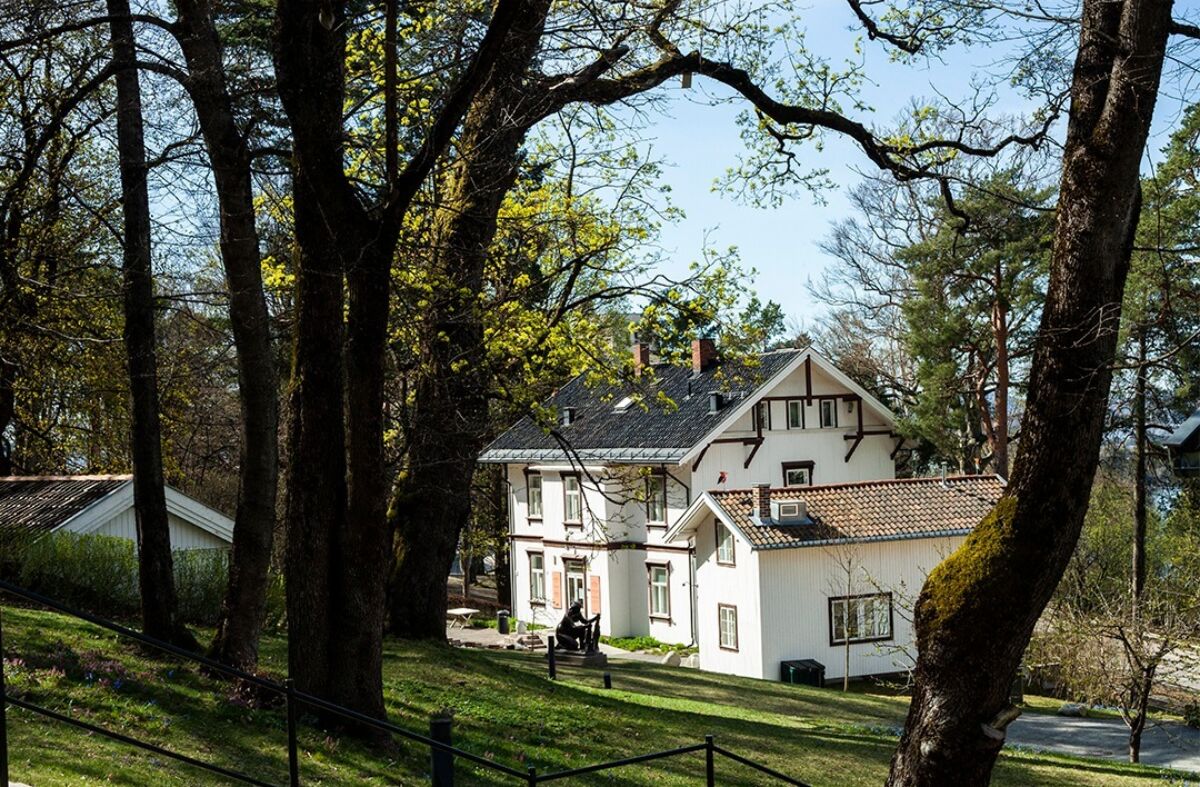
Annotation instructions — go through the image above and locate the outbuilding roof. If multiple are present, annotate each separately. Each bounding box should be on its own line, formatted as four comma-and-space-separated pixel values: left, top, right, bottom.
480, 349, 804, 464
0, 475, 131, 536
670, 475, 1004, 550
1164, 404, 1200, 451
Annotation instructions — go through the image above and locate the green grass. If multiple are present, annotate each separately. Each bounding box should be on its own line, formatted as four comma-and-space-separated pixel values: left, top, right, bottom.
1, 606, 1193, 786
599, 635, 697, 656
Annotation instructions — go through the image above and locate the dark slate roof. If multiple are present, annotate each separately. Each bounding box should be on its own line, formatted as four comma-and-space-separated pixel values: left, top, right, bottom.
0, 475, 130, 536
1164, 405, 1200, 451
480, 349, 803, 464
707, 475, 1003, 549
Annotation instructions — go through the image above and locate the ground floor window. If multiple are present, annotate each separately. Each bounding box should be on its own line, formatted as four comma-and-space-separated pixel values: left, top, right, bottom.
529, 552, 545, 603
718, 604, 738, 651
648, 564, 670, 619
829, 593, 893, 645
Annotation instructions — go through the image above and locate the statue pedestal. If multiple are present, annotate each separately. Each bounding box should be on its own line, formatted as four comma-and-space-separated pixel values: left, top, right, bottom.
547, 651, 609, 668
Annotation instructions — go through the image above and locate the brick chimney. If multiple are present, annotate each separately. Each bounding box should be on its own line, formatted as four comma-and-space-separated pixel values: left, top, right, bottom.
751, 482, 771, 521
692, 337, 717, 374
633, 341, 651, 374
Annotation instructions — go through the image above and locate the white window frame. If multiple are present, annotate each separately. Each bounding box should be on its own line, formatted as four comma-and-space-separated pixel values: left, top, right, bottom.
716, 521, 735, 566
563, 474, 582, 525
648, 564, 670, 619
646, 474, 667, 525
820, 399, 837, 428
526, 473, 543, 520
787, 400, 803, 428
565, 559, 587, 612
718, 604, 738, 651
529, 552, 545, 603
829, 593, 894, 645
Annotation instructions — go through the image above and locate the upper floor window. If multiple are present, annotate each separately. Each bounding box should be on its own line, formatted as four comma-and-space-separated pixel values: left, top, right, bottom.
782, 461, 814, 487
820, 399, 837, 428
753, 401, 770, 431
646, 474, 667, 525
563, 474, 582, 524
526, 473, 543, 520
829, 593, 893, 645
787, 400, 803, 428
716, 521, 735, 565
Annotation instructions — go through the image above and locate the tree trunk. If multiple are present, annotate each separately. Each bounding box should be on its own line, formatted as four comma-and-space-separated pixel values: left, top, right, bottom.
0, 357, 14, 475
492, 466, 511, 606
886, 1, 1172, 784
388, 0, 550, 640
991, 282, 1010, 479
1132, 331, 1148, 606
106, 0, 197, 650
173, 0, 280, 673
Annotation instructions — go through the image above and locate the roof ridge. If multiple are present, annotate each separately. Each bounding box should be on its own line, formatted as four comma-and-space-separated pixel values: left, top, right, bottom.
0, 474, 133, 482
709, 474, 1001, 496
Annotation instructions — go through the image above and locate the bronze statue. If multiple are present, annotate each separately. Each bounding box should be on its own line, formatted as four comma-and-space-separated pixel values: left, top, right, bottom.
556, 600, 601, 653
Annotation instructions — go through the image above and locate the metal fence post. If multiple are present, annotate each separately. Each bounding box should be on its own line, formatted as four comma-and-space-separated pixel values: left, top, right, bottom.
602, 672, 611, 689
705, 734, 715, 787
285, 678, 300, 787
527, 766, 537, 786
546, 636, 556, 680
430, 711, 454, 786
1, 601, 9, 787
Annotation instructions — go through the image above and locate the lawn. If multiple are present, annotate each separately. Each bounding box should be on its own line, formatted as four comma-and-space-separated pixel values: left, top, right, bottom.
1, 605, 1191, 786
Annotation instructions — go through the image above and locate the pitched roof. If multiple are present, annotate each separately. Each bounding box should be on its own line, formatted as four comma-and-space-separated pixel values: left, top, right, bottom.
0, 475, 131, 536
480, 349, 804, 464
1164, 404, 1200, 451
697, 475, 1003, 549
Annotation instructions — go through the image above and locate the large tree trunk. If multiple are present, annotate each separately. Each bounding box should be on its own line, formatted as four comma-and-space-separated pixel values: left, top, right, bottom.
991, 286, 1010, 479
886, 1, 1172, 783
389, 0, 550, 640
173, 0, 280, 673
106, 0, 197, 649
1132, 331, 1148, 605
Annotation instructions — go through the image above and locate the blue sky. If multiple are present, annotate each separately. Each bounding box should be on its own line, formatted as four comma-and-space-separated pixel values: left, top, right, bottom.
609, 2, 1190, 327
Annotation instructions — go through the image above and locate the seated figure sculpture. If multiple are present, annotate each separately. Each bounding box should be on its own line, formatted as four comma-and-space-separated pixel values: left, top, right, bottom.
556, 600, 601, 653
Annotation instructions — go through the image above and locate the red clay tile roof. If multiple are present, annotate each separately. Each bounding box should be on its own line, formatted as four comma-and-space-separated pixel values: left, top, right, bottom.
0, 475, 131, 536
708, 475, 1003, 549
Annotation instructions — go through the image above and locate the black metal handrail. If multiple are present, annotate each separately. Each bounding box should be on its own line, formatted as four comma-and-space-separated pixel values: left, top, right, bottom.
0, 578, 810, 785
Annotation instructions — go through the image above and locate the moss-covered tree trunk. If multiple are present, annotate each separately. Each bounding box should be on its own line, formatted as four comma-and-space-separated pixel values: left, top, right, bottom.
174, 0, 280, 673
107, 0, 196, 649
886, 1, 1173, 783
389, 0, 551, 640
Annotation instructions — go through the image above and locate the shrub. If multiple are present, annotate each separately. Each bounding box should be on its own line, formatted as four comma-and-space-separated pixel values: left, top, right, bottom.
18, 532, 141, 617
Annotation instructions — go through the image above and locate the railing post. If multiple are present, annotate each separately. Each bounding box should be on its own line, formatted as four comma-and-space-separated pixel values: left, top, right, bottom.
546, 636, 556, 680
1, 599, 9, 787
430, 710, 454, 786
705, 734, 715, 787
285, 678, 300, 787
602, 671, 611, 689
527, 766, 537, 786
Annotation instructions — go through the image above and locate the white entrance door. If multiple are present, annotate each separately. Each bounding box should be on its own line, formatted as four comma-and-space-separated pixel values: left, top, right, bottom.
565, 560, 586, 613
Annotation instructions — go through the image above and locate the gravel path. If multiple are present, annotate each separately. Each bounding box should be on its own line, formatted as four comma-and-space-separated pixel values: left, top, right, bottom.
1006, 712, 1200, 773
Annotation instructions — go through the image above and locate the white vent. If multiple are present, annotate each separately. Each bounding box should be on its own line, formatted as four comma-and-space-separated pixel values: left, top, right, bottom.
771, 499, 809, 524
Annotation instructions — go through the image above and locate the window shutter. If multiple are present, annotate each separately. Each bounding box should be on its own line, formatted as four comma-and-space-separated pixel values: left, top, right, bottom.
551, 571, 562, 608
589, 575, 601, 614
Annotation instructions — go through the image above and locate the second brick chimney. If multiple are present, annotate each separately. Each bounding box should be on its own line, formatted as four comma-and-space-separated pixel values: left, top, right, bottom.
633, 341, 651, 374
751, 482, 771, 521
692, 337, 717, 374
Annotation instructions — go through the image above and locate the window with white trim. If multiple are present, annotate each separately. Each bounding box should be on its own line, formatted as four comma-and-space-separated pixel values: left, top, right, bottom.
829, 593, 893, 645
646, 474, 666, 524
787, 400, 803, 428
563, 474, 582, 524
526, 473, 543, 519
529, 552, 545, 602
648, 565, 670, 618
820, 399, 837, 428
716, 522, 735, 565
718, 604, 738, 650
782, 461, 814, 487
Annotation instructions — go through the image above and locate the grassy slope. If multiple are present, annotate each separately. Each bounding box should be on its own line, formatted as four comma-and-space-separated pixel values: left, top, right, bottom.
1, 606, 1187, 786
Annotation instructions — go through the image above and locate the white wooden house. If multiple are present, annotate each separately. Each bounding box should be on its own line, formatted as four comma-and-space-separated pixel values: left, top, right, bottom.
480, 340, 1001, 682
0, 475, 233, 550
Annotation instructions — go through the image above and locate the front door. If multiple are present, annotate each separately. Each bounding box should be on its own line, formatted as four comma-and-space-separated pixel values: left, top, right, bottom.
565, 560, 586, 613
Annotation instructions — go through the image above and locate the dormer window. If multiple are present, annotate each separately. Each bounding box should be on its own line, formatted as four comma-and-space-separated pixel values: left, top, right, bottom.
646, 474, 667, 525
782, 461, 814, 487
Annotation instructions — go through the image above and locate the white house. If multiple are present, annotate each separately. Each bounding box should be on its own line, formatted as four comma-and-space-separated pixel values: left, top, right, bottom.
0, 475, 234, 550
480, 339, 1005, 682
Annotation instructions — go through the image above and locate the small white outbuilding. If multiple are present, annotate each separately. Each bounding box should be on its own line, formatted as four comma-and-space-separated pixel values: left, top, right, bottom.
0, 475, 233, 550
